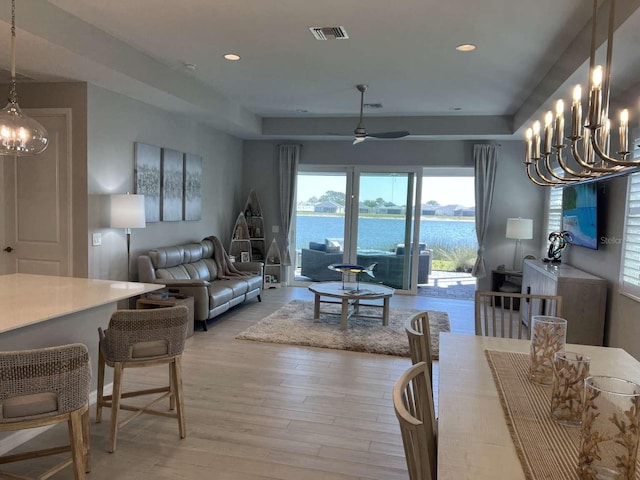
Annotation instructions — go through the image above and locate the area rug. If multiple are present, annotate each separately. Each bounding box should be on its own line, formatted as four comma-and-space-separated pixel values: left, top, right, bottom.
236, 299, 450, 358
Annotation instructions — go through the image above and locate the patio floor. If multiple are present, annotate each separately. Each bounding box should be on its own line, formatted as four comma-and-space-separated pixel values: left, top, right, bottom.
418, 270, 476, 300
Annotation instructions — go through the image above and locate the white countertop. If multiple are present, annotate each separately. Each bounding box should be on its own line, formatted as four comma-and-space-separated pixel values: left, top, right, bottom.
0, 273, 163, 334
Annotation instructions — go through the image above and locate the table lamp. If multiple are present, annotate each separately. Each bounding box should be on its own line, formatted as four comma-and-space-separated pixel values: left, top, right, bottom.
111, 193, 146, 280
506, 218, 533, 271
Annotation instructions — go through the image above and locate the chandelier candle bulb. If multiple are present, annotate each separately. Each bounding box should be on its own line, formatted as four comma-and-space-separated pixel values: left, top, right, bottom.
544, 111, 554, 154
588, 66, 603, 127
619, 109, 629, 154
533, 121, 541, 159
583, 128, 594, 165
571, 85, 582, 138
525, 128, 533, 163
554, 100, 564, 146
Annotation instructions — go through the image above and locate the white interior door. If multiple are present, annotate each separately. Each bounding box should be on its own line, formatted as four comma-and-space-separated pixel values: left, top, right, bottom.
2, 109, 72, 276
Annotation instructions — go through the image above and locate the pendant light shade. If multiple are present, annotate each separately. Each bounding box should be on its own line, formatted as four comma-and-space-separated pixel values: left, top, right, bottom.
0, 101, 49, 155
0, 0, 48, 156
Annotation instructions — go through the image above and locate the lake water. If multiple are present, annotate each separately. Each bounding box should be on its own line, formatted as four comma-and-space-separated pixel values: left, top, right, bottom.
295, 215, 477, 251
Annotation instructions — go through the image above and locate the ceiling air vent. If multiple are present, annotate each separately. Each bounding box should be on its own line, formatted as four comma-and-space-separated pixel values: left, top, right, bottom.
309, 26, 349, 40
364, 103, 383, 109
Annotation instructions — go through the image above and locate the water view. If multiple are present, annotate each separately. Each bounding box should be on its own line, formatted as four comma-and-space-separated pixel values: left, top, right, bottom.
296, 215, 477, 252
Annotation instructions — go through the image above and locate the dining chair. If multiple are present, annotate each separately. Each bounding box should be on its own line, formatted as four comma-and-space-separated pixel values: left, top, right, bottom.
475, 290, 562, 339
96, 305, 189, 453
0, 343, 91, 480
393, 361, 437, 480
404, 311, 433, 378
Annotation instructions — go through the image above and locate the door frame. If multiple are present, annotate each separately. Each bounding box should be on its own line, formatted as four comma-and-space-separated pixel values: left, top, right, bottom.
291, 164, 423, 294
1, 108, 73, 276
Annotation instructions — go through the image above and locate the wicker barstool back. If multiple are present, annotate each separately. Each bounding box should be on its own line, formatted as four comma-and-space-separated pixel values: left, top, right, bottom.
99, 306, 188, 362
0, 343, 91, 479
96, 305, 189, 453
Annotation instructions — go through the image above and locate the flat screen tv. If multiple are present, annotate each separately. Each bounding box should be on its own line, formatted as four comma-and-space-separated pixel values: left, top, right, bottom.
562, 183, 598, 250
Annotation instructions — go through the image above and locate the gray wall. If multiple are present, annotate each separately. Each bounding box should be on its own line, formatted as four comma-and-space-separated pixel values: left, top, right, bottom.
242, 139, 544, 291
86, 85, 244, 281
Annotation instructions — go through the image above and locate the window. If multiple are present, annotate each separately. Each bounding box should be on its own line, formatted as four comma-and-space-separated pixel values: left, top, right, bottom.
547, 186, 563, 237
620, 173, 640, 301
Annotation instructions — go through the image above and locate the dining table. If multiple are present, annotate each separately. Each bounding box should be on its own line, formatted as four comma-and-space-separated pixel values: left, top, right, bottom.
437, 332, 640, 479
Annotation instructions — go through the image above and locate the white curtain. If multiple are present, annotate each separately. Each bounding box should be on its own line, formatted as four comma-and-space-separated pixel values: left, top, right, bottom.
471, 144, 498, 278
279, 144, 300, 265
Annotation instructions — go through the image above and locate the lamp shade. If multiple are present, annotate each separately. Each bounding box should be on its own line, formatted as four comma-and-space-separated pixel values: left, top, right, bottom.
506, 218, 533, 240
110, 194, 146, 228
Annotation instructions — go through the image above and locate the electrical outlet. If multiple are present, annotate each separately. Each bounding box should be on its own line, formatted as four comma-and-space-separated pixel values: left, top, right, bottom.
272, 225, 280, 233
92, 233, 102, 246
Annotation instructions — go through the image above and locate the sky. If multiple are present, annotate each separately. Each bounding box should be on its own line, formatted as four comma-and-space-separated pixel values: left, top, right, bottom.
297, 173, 475, 207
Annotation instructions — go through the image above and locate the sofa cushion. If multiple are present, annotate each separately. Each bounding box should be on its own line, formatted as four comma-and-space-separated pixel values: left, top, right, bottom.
325, 238, 342, 253
183, 259, 213, 281
309, 241, 327, 252
208, 284, 234, 307
223, 279, 249, 297
244, 275, 264, 291
156, 265, 192, 280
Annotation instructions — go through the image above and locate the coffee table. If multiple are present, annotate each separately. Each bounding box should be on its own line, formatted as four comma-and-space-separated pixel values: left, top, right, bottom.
308, 282, 395, 330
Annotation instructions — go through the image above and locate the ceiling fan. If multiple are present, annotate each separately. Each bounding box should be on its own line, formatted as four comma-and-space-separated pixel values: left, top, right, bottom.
351, 84, 410, 145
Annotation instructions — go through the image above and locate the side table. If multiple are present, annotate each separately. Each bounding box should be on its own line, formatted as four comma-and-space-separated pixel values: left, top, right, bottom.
135, 295, 195, 338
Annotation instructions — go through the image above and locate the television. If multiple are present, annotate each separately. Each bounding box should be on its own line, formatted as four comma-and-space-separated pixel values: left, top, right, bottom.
561, 182, 598, 250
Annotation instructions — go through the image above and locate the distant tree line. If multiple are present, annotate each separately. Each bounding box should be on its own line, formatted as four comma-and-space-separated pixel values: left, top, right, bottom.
304, 191, 441, 207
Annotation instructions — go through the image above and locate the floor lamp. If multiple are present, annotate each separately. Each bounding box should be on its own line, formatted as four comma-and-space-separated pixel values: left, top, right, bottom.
110, 193, 146, 281
506, 218, 533, 272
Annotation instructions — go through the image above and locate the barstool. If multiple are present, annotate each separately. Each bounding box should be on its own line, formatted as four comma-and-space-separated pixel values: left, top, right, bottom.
0, 343, 91, 480
96, 305, 189, 452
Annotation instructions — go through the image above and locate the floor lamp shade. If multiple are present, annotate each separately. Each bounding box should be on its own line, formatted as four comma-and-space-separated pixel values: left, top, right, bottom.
506, 218, 533, 271
110, 193, 145, 281
110, 194, 146, 229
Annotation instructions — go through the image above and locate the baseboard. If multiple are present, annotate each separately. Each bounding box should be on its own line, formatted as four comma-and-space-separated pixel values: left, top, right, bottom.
0, 383, 113, 456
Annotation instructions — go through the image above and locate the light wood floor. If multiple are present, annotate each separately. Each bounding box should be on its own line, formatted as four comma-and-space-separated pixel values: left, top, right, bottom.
8, 287, 474, 480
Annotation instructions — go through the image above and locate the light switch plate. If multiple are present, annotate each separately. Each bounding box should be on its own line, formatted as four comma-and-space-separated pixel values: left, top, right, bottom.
92, 233, 102, 246
272, 225, 280, 233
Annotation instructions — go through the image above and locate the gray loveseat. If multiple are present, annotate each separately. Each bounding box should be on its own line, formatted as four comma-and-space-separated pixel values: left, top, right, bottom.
138, 238, 263, 331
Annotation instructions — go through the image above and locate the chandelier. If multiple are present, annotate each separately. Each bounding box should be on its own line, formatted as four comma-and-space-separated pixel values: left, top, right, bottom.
523, 0, 638, 187
0, 0, 48, 156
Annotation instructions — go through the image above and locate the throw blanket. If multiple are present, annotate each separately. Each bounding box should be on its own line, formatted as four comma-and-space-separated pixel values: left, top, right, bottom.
205, 236, 253, 279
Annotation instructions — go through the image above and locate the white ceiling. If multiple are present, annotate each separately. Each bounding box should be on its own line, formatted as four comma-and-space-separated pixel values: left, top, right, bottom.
1, 0, 640, 140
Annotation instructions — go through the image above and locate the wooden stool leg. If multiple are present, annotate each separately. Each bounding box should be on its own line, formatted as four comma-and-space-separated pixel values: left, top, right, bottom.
169, 363, 175, 411
68, 410, 87, 480
171, 356, 186, 439
82, 407, 91, 473
96, 349, 105, 423
109, 363, 124, 453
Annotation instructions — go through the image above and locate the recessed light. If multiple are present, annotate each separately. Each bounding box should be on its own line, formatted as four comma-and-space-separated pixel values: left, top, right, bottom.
224, 53, 241, 61
183, 63, 197, 71
456, 44, 476, 52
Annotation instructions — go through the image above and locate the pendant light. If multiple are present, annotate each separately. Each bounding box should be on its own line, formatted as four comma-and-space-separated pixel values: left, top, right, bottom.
0, 0, 48, 156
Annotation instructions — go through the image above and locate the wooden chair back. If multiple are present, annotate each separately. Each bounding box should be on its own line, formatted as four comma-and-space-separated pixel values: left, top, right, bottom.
475, 290, 562, 339
393, 362, 437, 480
404, 311, 433, 379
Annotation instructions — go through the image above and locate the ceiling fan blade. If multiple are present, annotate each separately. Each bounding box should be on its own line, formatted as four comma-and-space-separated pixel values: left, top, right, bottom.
367, 131, 410, 139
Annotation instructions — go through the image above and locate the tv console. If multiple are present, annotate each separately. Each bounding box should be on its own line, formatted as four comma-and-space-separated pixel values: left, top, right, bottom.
521, 259, 607, 346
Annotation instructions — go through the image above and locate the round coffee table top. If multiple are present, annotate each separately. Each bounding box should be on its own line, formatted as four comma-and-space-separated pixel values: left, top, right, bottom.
308, 281, 394, 299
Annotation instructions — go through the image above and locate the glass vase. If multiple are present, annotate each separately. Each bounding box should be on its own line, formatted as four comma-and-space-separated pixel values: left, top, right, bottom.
529, 315, 567, 385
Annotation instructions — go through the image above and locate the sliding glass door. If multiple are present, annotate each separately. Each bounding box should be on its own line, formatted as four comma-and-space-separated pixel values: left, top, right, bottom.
293, 166, 421, 293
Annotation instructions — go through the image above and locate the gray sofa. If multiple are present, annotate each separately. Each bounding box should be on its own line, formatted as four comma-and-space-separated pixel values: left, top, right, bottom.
138, 238, 263, 331
300, 244, 431, 288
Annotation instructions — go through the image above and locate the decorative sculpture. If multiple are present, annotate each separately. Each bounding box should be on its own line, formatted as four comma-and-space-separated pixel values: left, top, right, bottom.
544, 231, 572, 263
